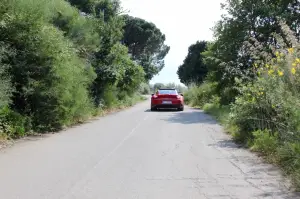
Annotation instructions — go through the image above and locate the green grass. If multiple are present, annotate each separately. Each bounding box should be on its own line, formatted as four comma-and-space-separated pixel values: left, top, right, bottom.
203, 103, 230, 124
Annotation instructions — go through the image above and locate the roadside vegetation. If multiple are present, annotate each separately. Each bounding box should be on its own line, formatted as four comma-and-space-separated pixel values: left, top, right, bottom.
179, 0, 300, 190
151, 83, 187, 94
138, 82, 187, 95
0, 0, 169, 140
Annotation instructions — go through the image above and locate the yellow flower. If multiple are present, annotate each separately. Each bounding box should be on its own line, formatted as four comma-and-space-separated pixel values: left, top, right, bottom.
291, 68, 296, 75
275, 51, 280, 57
292, 62, 297, 67
268, 69, 274, 75
254, 63, 258, 68
278, 70, 284, 76
260, 92, 264, 95
296, 58, 300, 64
257, 71, 261, 76
265, 64, 270, 68
288, 48, 294, 54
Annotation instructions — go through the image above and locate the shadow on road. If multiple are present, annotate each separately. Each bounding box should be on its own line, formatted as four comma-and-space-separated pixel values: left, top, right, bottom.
144, 109, 178, 112
144, 107, 300, 197
208, 139, 244, 149
160, 111, 218, 125
256, 192, 300, 199
210, 139, 300, 198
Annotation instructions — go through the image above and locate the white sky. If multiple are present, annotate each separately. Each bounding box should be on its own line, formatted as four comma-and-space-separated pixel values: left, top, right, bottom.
121, 0, 224, 85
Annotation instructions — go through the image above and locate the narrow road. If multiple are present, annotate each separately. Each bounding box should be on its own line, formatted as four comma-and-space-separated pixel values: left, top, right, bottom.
0, 99, 298, 199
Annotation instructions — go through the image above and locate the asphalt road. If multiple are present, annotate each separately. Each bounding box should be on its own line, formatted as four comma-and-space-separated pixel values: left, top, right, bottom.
0, 98, 299, 199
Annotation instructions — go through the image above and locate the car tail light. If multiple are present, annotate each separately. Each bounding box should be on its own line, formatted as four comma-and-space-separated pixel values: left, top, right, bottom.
152, 95, 158, 99
177, 95, 181, 99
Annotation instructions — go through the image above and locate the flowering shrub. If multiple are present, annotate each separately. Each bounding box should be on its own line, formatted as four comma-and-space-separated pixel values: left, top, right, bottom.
231, 46, 300, 142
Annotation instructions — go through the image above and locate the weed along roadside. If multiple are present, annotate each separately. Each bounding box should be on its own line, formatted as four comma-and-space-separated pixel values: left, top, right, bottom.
182, 43, 300, 191
176, 2, 300, 191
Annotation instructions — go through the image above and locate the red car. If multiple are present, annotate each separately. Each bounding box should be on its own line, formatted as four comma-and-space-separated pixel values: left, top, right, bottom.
151, 88, 184, 111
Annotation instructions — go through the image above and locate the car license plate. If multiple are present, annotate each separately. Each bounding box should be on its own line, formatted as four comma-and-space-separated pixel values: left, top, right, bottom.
162, 101, 172, 104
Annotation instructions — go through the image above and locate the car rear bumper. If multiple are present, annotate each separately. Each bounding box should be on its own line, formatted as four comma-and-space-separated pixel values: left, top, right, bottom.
151, 98, 184, 110
151, 103, 183, 109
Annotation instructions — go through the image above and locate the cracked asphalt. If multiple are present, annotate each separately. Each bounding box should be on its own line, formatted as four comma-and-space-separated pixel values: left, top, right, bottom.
0, 98, 299, 199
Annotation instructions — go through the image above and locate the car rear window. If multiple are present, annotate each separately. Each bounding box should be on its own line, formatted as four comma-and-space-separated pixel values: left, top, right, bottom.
158, 89, 178, 95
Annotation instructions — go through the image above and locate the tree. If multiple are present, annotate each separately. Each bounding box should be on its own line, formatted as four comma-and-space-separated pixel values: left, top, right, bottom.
122, 15, 170, 81
151, 82, 186, 93
0, 43, 13, 108
194, 0, 300, 104
67, 0, 121, 18
177, 41, 208, 85
0, 0, 148, 135
67, 0, 97, 13
153, 83, 165, 91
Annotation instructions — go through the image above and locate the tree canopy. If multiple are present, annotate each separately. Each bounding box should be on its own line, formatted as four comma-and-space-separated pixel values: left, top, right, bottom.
211, 0, 299, 88
177, 41, 208, 85
151, 83, 187, 93
122, 15, 170, 81
183, 0, 300, 104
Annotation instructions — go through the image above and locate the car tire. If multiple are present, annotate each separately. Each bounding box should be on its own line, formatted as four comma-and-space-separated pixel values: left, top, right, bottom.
178, 106, 184, 111
150, 107, 156, 111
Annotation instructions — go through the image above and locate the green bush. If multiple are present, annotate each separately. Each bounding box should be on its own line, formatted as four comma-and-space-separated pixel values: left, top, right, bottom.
1, 14, 96, 131
0, 0, 157, 139
278, 142, 300, 189
203, 104, 230, 124
0, 43, 13, 108
0, 106, 31, 138
101, 85, 118, 109
230, 48, 300, 143
138, 83, 151, 95
251, 130, 279, 157
184, 82, 218, 108
278, 142, 300, 174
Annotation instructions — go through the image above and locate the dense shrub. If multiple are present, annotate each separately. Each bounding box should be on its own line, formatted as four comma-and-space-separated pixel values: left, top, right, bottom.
138, 83, 151, 95
0, 0, 165, 138
0, 11, 96, 131
251, 130, 279, 157
184, 82, 218, 107
0, 43, 13, 108
0, 106, 31, 138
231, 47, 300, 142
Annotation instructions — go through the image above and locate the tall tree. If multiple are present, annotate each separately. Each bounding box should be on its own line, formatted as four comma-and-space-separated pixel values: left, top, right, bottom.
67, 0, 121, 17
122, 15, 170, 81
0, 43, 13, 108
67, 0, 97, 13
153, 83, 165, 91
199, 0, 300, 104
177, 41, 208, 85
